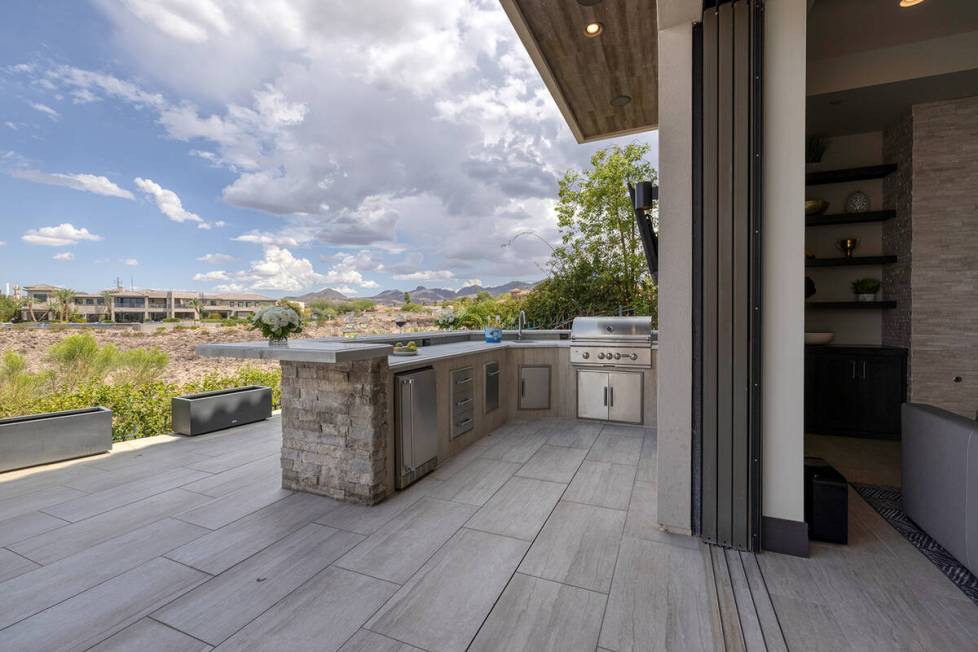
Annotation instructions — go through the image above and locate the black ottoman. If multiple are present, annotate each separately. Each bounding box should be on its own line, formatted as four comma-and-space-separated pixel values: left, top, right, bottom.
804, 457, 848, 544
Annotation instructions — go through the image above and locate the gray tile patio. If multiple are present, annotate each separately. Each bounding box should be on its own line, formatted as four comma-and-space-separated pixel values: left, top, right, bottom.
1, 415, 976, 651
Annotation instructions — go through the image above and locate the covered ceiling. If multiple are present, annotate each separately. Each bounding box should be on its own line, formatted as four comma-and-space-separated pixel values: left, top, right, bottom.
500, 0, 658, 143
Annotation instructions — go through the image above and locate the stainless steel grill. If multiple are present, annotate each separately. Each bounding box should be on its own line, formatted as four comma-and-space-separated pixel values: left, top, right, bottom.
569, 316, 654, 368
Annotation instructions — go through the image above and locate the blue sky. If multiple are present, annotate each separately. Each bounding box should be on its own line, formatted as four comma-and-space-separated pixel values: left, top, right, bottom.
0, 1, 657, 297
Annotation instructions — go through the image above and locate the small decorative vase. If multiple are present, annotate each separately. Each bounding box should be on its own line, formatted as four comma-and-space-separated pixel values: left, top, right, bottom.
856, 293, 877, 303
845, 191, 871, 214
837, 238, 859, 258
484, 327, 502, 343
268, 336, 288, 346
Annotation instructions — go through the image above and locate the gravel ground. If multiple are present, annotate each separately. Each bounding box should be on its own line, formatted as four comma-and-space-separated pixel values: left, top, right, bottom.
1, 311, 439, 385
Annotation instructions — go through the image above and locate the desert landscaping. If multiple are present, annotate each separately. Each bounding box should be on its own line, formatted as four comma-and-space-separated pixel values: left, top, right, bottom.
3, 308, 441, 384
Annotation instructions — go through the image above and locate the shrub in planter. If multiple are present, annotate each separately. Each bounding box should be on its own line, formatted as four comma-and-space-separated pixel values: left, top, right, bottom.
852, 278, 881, 302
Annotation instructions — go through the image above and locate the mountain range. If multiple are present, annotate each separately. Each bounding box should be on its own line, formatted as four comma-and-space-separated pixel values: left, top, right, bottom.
288, 281, 537, 305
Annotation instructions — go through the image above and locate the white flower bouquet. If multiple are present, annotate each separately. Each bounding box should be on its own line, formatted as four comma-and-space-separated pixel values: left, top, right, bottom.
250, 305, 303, 344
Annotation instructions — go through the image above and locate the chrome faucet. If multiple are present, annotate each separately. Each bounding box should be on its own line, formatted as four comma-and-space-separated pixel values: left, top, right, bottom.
517, 310, 527, 340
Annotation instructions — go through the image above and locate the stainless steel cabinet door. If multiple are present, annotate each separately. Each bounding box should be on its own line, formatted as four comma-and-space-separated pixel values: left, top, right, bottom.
485, 361, 500, 413
609, 371, 643, 424
519, 366, 550, 410
577, 370, 609, 421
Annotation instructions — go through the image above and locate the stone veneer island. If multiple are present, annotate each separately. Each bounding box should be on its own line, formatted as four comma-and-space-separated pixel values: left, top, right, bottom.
197, 340, 396, 504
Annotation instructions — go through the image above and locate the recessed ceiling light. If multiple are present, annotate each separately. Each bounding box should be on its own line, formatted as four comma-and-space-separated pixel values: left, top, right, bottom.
899, 0, 925, 7
611, 95, 632, 107
584, 22, 603, 37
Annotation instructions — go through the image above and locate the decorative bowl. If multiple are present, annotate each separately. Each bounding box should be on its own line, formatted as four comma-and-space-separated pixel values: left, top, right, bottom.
805, 332, 835, 345
805, 199, 830, 216
392, 348, 419, 356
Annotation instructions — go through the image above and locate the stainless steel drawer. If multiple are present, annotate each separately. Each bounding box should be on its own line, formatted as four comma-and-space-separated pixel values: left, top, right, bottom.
450, 366, 475, 439
451, 406, 474, 438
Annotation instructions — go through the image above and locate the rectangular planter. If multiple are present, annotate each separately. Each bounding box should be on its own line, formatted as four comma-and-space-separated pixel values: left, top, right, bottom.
172, 385, 272, 436
0, 407, 113, 473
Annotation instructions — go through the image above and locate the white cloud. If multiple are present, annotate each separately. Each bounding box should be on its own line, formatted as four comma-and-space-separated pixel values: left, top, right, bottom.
461, 278, 483, 288
31, 102, 60, 120
213, 282, 247, 292
133, 177, 204, 224
333, 286, 359, 296
393, 270, 455, 282
197, 253, 234, 264
123, 258, 139, 266
0, 241, 5, 246
22, 223, 103, 246
11, 170, 134, 199
237, 245, 324, 292
193, 270, 230, 281
53, 252, 75, 261
121, 0, 231, 43
233, 230, 304, 247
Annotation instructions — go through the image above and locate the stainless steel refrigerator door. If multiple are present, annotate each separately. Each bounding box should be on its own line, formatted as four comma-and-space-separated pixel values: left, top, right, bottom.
411, 368, 438, 465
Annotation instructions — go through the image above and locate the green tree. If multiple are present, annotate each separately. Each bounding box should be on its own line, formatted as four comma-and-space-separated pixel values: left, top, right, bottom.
403, 291, 411, 304
100, 290, 116, 322
188, 297, 204, 321
52, 288, 77, 322
0, 295, 21, 322
522, 142, 658, 327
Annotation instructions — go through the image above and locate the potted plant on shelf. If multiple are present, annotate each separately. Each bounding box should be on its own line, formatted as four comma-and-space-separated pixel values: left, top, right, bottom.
852, 278, 881, 302
250, 305, 303, 345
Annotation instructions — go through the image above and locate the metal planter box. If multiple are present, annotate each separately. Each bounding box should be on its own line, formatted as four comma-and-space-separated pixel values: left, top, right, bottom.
0, 407, 113, 473
172, 385, 272, 436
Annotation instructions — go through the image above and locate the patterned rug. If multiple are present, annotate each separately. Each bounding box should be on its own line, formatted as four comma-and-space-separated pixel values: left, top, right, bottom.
851, 483, 978, 607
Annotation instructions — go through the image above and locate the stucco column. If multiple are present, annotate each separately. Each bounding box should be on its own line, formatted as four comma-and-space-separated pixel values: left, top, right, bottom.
655, 21, 695, 534
761, 0, 806, 524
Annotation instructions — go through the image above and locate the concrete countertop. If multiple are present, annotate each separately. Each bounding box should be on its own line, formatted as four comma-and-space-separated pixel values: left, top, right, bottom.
196, 340, 393, 364
195, 337, 572, 366
387, 339, 571, 369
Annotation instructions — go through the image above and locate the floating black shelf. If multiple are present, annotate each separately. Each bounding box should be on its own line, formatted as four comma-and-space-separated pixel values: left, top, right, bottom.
806, 210, 896, 227
806, 164, 897, 186
806, 301, 897, 310
806, 255, 897, 268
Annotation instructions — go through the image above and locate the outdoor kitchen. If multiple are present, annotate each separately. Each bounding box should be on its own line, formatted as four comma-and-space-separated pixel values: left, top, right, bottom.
197, 317, 658, 505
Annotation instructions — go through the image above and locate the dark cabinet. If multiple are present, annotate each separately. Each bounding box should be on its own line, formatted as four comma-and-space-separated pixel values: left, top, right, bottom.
805, 346, 907, 439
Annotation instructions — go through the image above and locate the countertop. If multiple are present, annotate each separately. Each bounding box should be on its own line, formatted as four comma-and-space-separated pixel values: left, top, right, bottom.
198, 330, 657, 368
386, 339, 570, 369
196, 336, 572, 366
196, 340, 393, 364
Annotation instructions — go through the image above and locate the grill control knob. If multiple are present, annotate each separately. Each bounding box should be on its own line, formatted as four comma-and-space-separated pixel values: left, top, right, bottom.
630, 353, 638, 361
613, 353, 622, 360
597, 352, 606, 360
582, 352, 590, 359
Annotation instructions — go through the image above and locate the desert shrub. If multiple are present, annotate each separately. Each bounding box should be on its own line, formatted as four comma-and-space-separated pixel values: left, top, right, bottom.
46, 333, 118, 388
0, 351, 50, 413
2, 365, 281, 441
0, 295, 22, 322
115, 347, 169, 385
162, 317, 180, 323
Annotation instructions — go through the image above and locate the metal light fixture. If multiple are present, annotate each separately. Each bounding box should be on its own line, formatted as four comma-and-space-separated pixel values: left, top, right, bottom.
610, 95, 632, 107
584, 22, 603, 37
633, 181, 658, 210
628, 181, 659, 282
899, 0, 924, 6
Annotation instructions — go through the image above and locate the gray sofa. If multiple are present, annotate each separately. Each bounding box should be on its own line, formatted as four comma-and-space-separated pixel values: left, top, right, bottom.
901, 403, 978, 576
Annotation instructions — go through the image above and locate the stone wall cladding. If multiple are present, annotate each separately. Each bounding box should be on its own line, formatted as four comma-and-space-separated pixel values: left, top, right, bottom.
279, 359, 392, 504
882, 112, 913, 390
910, 97, 978, 416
